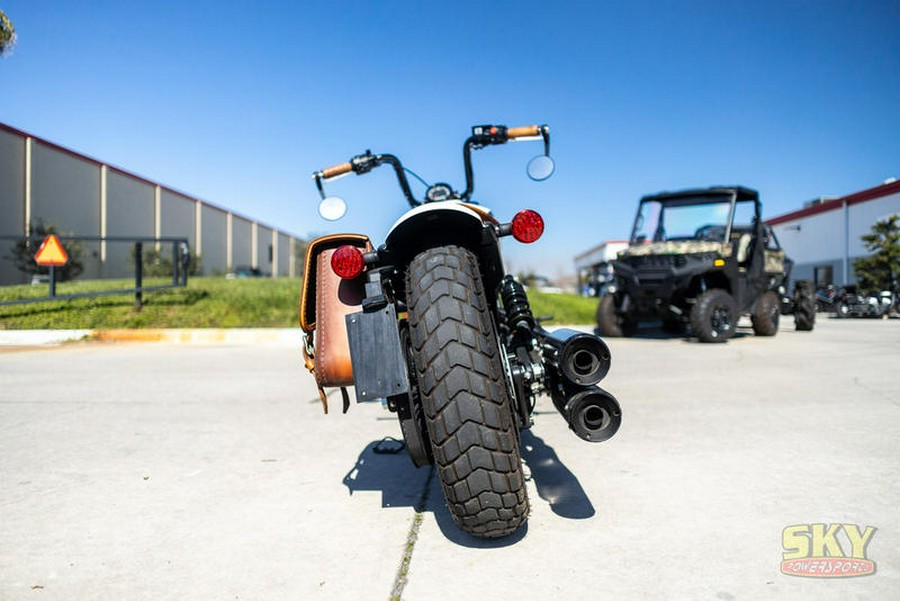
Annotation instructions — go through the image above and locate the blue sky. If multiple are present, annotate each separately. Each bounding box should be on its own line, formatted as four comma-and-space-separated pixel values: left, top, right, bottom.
2, 1, 898, 276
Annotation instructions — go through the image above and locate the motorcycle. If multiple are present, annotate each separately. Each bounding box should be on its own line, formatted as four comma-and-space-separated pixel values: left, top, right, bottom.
833, 284, 896, 318
815, 284, 838, 313
299, 124, 621, 538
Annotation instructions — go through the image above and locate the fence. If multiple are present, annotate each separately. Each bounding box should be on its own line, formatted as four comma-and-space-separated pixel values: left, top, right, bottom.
0, 235, 190, 309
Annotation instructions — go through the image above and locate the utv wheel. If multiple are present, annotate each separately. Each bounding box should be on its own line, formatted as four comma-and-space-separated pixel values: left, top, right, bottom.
406, 245, 528, 538
793, 281, 816, 331
596, 295, 637, 337
691, 289, 737, 343
751, 291, 780, 336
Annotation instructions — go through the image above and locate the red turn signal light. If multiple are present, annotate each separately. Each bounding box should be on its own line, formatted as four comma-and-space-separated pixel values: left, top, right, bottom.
511, 209, 544, 243
331, 245, 365, 279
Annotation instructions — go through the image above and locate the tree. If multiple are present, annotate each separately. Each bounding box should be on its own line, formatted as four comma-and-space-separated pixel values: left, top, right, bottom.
853, 215, 900, 293
0, 9, 16, 56
516, 271, 539, 287
7, 221, 85, 282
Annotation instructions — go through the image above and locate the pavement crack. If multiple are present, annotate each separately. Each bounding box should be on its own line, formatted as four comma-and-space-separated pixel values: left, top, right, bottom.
389, 465, 435, 601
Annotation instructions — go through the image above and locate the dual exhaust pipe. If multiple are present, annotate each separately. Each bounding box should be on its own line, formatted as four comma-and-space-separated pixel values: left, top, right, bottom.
535, 327, 622, 443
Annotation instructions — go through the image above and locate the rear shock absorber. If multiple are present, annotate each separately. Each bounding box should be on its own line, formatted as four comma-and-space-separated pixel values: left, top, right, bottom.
499, 275, 535, 331
498, 275, 540, 427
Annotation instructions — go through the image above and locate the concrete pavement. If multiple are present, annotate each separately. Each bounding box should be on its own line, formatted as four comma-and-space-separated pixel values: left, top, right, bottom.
1, 318, 898, 599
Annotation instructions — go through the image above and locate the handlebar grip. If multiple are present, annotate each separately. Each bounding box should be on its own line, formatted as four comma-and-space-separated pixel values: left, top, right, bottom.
320, 162, 353, 179
507, 125, 541, 139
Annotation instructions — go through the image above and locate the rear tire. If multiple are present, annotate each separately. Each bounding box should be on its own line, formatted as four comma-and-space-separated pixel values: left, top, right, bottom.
406, 245, 528, 538
751, 291, 780, 336
596, 295, 637, 337
691, 289, 736, 343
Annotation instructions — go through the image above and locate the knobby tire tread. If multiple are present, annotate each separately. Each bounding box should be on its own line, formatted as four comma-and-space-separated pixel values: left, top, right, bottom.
793, 281, 816, 331
751, 291, 780, 336
596, 295, 635, 337
691, 288, 736, 343
406, 246, 528, 537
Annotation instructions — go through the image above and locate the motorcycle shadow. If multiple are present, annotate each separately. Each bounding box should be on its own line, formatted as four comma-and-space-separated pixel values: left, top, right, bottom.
520, 429, 596, 520
342, 430, 594, 547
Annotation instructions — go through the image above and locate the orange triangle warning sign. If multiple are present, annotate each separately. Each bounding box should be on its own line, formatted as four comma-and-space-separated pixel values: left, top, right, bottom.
35, 234, 69, 266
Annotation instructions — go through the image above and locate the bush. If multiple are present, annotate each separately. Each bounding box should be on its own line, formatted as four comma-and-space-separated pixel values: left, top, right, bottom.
133, 247, 203, 277
5, 221, 84, 282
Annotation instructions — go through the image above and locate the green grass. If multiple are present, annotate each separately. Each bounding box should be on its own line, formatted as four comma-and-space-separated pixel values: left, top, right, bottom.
0, 277, 302, 329
0, 277, 598, 330
524, 289, 599, 325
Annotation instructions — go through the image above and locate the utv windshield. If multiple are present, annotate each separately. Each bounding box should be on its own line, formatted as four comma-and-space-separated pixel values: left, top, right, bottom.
630, 194, 750, 244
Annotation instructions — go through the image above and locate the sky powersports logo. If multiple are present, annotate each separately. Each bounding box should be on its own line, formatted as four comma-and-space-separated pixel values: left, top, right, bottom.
781, 523, 877, 578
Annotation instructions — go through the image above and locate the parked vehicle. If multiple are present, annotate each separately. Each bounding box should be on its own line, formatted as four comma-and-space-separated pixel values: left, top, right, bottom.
299, 124, 621, 538
834, 284, 897, 318
597, 187, 816, 342
226, 266, 266, 279
815, 285, 839, 312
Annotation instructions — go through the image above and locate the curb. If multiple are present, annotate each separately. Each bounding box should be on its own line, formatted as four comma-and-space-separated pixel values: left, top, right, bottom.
0, 328, 303, 346
0, 325, 593, 347
0, 329, 92, 346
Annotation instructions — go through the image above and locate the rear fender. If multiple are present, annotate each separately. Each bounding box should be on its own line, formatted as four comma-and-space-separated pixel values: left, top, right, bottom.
385, 202, 496, 264
384, 202, 503, 294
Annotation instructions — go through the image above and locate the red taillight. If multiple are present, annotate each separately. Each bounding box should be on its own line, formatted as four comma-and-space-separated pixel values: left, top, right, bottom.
511, 209, 544, 243
331, 245, 365, 279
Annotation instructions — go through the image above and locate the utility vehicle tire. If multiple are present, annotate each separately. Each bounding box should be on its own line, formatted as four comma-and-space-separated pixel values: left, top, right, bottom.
794, 281, 816, 331
406, 245, 528, 538
596, 295, 637, 337
751, 291, 780, 336
691, 289, 737, 343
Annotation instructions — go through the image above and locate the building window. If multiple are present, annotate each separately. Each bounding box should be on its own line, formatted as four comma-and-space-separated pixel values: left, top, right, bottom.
814, 265, 833, 288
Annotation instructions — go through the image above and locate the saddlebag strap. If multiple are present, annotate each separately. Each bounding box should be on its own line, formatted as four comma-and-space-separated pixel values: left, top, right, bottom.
302, 338, 351, 415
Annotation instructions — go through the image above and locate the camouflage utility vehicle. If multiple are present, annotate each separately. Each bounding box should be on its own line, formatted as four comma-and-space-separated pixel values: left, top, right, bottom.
596, 186, 815, 342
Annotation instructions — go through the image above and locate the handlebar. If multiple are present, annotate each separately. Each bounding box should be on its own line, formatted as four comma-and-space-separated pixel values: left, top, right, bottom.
462, 124, 549, 200
313, 123, 550, 207
319, 162, 352, 179
507, 125, 542, 139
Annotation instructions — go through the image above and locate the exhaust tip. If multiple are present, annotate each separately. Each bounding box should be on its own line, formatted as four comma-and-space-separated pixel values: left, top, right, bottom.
564, 388, 621, 443
560, 337, 611, 386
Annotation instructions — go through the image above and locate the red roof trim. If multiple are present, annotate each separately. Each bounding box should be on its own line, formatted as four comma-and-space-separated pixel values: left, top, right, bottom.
766, 180, 900, 226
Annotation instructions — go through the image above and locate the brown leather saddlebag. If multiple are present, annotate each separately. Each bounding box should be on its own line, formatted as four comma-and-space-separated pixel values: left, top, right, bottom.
299, 234, 372, 413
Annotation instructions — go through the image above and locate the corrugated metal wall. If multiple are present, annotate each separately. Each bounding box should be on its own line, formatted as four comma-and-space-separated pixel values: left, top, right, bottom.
106, 170, 155, 278
0, 123, 303, 285
0, 129, 26, 284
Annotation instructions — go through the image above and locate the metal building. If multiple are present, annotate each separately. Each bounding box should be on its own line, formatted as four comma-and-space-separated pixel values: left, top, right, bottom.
765, 179, 900, 288
0, 122, 303, 286
574, 240, 628, 296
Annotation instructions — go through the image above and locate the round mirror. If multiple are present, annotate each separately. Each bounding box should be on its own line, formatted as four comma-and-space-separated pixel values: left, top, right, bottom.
318, 196, 347, 221
527, 155, 556, 181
